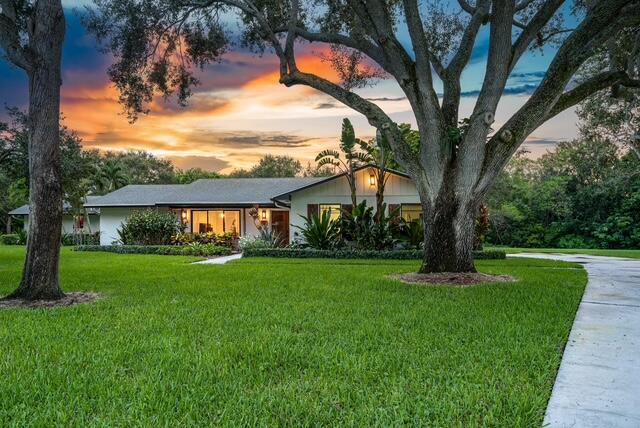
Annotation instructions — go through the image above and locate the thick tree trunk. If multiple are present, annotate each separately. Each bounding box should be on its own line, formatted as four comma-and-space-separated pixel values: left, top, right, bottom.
419, 180, 478, 274
4, 1, 65, 301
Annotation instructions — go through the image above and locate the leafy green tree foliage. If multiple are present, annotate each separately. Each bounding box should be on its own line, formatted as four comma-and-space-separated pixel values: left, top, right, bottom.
94, 159, 129, 193
175, 168, 221, 183
0, 109, 95, 232
103, 150, 176, 184
577, 27, 639, 158
383, 124, 420, 172
301, 162, 334, 177
487, 139, 640, 249
0, 109, 93, 193
228, 154, 302, 178
0, 173, 27, 232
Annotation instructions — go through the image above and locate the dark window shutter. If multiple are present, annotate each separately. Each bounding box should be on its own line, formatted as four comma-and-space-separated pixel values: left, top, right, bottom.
389, 204, 401, 218
307, 204, 319, 218
341, 204, 353, 215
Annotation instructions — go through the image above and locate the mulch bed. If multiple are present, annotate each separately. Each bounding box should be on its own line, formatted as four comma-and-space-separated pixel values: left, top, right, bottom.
390, 272, 516, 287
0, 292, 101, 310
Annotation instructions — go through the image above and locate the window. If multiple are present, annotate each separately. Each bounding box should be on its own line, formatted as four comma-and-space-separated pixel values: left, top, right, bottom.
191, 210, 241, 235
401, 204, 423, 223
319, 204, 341, 222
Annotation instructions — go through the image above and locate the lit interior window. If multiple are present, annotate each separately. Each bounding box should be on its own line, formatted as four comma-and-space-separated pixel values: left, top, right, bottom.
192, 210, 240, 235
319, 204, 341, 222
401, 204, 423, 223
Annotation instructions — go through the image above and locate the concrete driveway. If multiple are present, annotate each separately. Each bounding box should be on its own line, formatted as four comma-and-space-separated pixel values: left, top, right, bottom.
510, 253, 640, 427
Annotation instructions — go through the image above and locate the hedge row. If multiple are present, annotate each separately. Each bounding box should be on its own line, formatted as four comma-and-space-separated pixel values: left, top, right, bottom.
74, 244, 232, 257
242, 248, 506, 260
1, 234, 24, 245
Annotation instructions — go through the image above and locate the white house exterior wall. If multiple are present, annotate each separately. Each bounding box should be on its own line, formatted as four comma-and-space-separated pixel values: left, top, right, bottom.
288, 169, 420, 242
98, 206, 282, 245
99, 207, 140, 245
23, 214, 100, 235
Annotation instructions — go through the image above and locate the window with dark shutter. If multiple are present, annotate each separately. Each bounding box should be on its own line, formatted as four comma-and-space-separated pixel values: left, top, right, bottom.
389, 204, 401, 218
307, 204, 319, 218
341, 204, 353, 215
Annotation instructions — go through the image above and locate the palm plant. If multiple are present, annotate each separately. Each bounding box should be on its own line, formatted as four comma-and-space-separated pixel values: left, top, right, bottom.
294, 210, 340, 250
358, 130, 393, 222
316, 118, 372, 207
95, 160, 129, 193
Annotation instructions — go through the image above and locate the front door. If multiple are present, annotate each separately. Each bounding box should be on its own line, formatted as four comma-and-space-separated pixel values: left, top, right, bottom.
271, 210, 289, 245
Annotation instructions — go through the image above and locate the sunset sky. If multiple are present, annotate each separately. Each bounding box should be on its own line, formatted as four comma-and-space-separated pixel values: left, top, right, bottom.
0, 2, 580, 173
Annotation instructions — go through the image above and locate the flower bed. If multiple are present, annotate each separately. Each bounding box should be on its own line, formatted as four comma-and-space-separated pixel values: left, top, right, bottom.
242, 248, 505, 260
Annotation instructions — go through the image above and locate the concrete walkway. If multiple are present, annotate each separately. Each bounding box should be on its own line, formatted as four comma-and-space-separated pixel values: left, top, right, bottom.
510, 253, 640, 427
192, 253, 243, 265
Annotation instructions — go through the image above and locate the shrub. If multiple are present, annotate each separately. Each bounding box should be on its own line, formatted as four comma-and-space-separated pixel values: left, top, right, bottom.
239, 235, 269, 251
1, 234, 20, 245
257, 226, 285, 247
171, 232, 236, 247
1, 230, 27, 245
243, 248, 506, 260
118, 209, 183, 245
340, 200, 395, 250
294, 211, 341, 250
396, 220, 424, 249
61, 232, 100, 246
74, 244, 231, 257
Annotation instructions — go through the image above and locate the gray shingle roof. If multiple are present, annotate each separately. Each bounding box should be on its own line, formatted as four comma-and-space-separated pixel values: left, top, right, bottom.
9, 196, 103, 215
82, 184, 186, 207
84, 177, 326, 208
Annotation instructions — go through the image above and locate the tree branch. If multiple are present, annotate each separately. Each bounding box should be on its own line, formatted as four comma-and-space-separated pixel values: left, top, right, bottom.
510, 0, 565, 71
547, 71, 640, 120
457, 0, 475, 14
280, 70, 422, 177
480, 0, 640, 195
0, 10, 31, 71
402, 0, 431, 80
515, 0, 536, 11
441, 0, 489, 127
289, 28, 387, 69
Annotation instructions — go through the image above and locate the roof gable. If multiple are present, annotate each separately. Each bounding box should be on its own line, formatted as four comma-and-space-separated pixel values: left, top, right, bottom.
270, 165, 410, 202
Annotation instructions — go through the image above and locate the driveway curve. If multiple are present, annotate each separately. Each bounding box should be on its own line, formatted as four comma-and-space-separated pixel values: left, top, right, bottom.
510, 253, 640, 427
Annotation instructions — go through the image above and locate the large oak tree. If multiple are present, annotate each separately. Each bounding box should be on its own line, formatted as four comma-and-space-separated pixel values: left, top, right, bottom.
87, 0, 640, 273
0, 0, 66, 299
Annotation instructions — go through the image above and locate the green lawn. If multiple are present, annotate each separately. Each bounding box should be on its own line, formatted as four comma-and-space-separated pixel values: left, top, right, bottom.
0, 247, 585, 426
496, 246, 640, 259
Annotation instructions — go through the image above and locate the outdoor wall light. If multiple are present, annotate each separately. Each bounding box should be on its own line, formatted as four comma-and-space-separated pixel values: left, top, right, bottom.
369, 174, 376, 186
181, 210, 187, 222
261, 209, 267, 220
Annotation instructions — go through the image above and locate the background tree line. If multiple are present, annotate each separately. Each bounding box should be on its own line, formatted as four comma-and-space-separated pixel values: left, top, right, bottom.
486, 138, 640, 249
0, 108, 331, 232
4, 105, 639, 251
